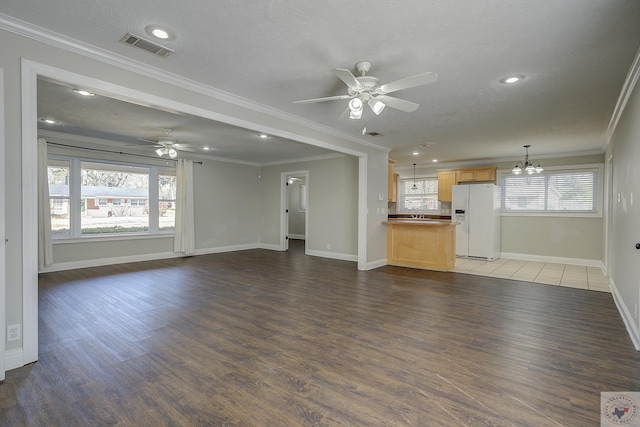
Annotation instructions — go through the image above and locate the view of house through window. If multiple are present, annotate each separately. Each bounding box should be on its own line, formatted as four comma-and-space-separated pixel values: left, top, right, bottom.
47, 157, 176, 237
48, 159, 71, 236
80, 162, 150, 234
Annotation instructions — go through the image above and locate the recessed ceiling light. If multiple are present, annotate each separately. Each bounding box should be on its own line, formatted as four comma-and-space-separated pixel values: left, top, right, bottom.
500, 75, 525, 84
40, 118, 58, 124
202, 146, 211, 151
412, 151, 420, 156
73, 89, 95, 96
145, 25, 175, 41
258, 134, 268, 139
432, 159, 438, 163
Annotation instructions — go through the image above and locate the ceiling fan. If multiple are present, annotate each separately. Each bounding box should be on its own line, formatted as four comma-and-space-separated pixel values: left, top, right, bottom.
136, 128, 197, 158
294, 61, 437, 119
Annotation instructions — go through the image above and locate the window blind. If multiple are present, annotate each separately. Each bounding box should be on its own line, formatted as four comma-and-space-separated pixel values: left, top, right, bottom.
502, 169, 598, 213
399, 177, 439, 212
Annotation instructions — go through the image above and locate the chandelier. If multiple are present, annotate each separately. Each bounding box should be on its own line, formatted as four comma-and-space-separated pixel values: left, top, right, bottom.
512, 145, 543, 175
411, 163, 418, 190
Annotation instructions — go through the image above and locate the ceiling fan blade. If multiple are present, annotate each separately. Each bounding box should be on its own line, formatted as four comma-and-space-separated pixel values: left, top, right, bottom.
294, 94, 352, 104
334, 68, 363, 90
136, 137, 160, 145
376, 95, 420, 112
377, 72, 438, 94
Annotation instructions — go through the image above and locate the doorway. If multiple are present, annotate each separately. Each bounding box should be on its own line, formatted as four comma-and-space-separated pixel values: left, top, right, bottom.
281, 171, 308, 253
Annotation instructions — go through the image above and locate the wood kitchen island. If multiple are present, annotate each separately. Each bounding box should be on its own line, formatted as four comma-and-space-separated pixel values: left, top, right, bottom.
383, 219, 459, 271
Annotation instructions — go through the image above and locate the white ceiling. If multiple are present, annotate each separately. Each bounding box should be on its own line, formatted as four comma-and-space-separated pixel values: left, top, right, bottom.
2, 1, 640, 167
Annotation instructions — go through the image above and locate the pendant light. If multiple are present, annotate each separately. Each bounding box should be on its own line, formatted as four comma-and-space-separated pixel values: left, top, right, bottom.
512, 145, 543, 175
411, 163, 418, 190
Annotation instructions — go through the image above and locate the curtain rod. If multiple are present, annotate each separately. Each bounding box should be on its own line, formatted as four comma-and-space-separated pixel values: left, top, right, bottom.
46, 142, 203, 164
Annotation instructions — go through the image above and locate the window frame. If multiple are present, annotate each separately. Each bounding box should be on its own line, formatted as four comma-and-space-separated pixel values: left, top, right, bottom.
48, 155, 176, 241
158, 171, 177, 232
499, 163, 603, 218
397, 175, 441, 213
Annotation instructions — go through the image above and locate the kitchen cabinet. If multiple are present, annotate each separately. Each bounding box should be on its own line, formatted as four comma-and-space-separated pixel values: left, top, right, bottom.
383, 219, 459, 271
388, 160, 397, 202
437, 170, 456, 202
455, 167, 496, 183
438, 166, 496, 202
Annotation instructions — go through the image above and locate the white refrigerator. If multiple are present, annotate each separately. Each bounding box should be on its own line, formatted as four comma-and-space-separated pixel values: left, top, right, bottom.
451, 184, 501, 260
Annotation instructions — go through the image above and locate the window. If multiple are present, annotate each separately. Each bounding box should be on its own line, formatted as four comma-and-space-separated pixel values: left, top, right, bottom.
398, 177, 440, 212
158, 172, 176, 231
47, 156, 175, 238
48, 159, 71, 236
501, 166, 601, 215
81, 161, 149, 235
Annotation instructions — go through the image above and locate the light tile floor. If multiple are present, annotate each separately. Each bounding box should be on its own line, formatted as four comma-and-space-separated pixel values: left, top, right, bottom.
451, 257, 610, 293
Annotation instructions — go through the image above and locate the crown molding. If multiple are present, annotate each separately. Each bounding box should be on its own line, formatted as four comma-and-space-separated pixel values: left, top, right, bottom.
0, 13, 388, 154
606, 45, 640, 147
39, 129, 351, 167
38, 129, 262, 166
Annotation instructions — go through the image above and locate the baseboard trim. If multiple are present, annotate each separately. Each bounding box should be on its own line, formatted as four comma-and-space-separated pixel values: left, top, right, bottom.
39, 243, 268, 273
500, 252, 604, 271
257, 243, 283, 251
288, 234, 305, 240
610, 279, 640, 351
195, 243, 260, 255
39, 251, 183, 273
366, 258, 388, 270
5, 348, 24, 371
306, 249, 358, 263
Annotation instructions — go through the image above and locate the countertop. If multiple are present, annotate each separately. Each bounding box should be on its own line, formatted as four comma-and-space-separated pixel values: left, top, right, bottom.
383, 219, 459, 226
388, 214, 452, 220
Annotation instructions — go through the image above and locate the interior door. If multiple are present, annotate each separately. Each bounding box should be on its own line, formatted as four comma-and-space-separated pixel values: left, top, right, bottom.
284, 180, 290, 251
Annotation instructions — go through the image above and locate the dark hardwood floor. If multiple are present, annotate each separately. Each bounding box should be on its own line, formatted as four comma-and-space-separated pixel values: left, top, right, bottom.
1, 239, 639, 426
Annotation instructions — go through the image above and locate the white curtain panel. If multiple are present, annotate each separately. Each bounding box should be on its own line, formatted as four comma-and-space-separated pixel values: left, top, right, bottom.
173, 159, 195, 255
37, 138, 53, 269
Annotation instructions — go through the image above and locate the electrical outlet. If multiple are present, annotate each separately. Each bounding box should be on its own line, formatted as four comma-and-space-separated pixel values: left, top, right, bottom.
7, 324, 21, 342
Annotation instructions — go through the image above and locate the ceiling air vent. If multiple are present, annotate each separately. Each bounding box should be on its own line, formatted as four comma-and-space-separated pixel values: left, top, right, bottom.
119, 32, 174, 58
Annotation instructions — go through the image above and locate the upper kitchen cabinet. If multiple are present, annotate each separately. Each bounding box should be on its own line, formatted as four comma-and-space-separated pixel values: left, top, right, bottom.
437, 170, 456, 202
455, 167, 496, 183
438, 166, 497, 202
388, 160, 398, 202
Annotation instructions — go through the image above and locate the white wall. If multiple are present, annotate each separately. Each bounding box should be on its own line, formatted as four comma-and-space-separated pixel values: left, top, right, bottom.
607, 61, 640, 348
193, 160, 260, 250
260, 156, 359, 259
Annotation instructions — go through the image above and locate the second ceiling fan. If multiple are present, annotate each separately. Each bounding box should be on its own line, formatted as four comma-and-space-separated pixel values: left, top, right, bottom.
294, 61, 437, 119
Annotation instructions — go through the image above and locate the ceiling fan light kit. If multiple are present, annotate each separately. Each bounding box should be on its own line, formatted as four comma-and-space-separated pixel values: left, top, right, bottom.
295, 61, 437, 121
512, 145, 543, 175
156, 147, 178, 158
